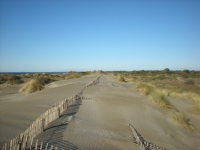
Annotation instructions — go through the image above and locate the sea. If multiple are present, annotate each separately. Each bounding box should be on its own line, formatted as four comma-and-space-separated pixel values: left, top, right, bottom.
0, 72, 68, 75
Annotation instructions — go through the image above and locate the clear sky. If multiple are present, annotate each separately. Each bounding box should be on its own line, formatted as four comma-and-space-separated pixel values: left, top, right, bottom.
0, 0, 200, 72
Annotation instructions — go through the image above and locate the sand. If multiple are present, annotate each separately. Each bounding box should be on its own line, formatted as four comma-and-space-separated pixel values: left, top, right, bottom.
0, 74, 200, 149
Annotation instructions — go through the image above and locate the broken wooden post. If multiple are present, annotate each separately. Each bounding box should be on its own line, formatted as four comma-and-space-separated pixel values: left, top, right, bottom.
50, 145, 53, 150
35, 140, 38, 150
42, 118, 45, 132
39, 142, 43, 150
30, 138, 33, 150
58, 107, 60, 118
45, 143, 48, 150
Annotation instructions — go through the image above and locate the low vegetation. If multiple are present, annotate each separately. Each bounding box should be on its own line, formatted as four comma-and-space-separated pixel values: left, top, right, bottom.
150, 91, 173, 109
18, 71, 93, 94
192, 103, 200, 115
136, 83, 154, 95
19, 79, 43, 94
65, 71, 90, 79
0, 74, 22, 84
136, 83, 195, 131
170, 110, 195, 131
184, 79, 195, 85
118, 76, 125, 82
110, 69, 199, 131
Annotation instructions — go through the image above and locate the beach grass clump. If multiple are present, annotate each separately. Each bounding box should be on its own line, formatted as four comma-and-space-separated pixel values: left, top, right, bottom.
118, 76, 125, 82
192, 103, 200, 115
65, 72, 83, 79
150, 91, 172, 109
184, 79, 195, 85
19, 79, 43, 94
170, 111, 195, 131
136, 83, 154, 95
0, 74, 22, 84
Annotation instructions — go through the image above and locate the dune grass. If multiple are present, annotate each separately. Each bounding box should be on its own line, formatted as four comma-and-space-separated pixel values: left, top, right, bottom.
150, 91, 173, 109
0, 74, 22, 84
170, 110, 195, 131
192, 103, 200, 115
110, 70, 199, 131
19, 79, 43, 94
118, 76, 125, 82
65, 71, 91, 80
136, 83, 172, 109
136, 82, 195, 131
18, 71, 91, 94
136, 83, 154, 96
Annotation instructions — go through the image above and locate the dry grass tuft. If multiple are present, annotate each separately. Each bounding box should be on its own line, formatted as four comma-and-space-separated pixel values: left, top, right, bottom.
136, 83, 154, 95
192, 103, 200, 115
65, 72, 90, 80
118, 76, 125, 82
19, 79, 43, 94
150, 91, 172, 109
170, 111, 195, 131
0, 74, 22, 84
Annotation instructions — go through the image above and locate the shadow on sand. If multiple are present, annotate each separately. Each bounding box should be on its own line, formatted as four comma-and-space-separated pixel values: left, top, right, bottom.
32, 99, 82, 150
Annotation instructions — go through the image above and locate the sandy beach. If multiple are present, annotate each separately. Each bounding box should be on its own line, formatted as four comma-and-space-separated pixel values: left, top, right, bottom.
0, 74, 200, 150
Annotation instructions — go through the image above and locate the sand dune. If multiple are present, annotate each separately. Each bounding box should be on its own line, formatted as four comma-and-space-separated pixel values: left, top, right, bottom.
1, 74, 200, 149
0, 75, 96, 147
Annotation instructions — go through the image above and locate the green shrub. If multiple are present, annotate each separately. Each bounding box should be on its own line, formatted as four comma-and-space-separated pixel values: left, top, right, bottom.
157, 75, 166, 80
183, 69, 190, 74
163, 68, 170, 73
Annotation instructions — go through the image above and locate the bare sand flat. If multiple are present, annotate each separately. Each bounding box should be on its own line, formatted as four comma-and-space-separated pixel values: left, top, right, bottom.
1, 74, 200, 149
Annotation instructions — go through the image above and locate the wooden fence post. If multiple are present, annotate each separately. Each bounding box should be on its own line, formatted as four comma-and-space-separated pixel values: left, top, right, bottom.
21, 135, 28, 150
4, 143, 7, 150
58, 107, 60, 118
39, 142, 43, 150
42, 118, 45, 132
19, 134, 24, 150
9, 140, 12, 150
16, 144, 19, 150
35, 140, 38, 150
30, 138, 33, 150
50, 145, 53, 150
45, 143, 48, 150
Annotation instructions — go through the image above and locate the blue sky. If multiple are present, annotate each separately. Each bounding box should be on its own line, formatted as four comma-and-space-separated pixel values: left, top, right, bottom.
0, 0, 200, 72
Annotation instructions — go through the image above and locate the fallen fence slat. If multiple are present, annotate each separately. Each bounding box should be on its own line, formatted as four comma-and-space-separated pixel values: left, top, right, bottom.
129, 124, 166, 150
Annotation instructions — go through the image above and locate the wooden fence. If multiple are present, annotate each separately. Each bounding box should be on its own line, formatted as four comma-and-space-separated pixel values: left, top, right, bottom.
129, 124, 166, 150
1, 76, 100, 150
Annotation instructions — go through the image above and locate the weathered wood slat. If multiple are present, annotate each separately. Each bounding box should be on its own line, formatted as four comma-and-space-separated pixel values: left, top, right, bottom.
34, 140, 38, 150
29, 138, 33, 150
50, 145, 53, 150
39, 142, 43, 150
44, 143, 48, 150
